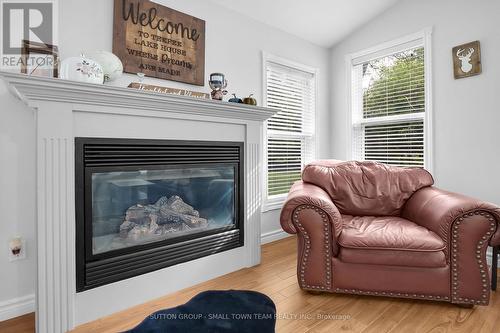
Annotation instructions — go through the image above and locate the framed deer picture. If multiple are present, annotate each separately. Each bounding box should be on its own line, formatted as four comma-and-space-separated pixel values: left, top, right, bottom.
452, 41, 482, 79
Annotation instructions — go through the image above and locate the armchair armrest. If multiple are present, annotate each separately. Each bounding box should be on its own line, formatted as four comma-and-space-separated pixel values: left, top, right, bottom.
402, 186, 500, 246
402, 186, 500, 305
280, 181, 342, 291
280, 181, 343, 240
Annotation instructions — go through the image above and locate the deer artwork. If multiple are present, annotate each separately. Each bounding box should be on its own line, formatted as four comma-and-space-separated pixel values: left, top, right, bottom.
456, 48, 475, 73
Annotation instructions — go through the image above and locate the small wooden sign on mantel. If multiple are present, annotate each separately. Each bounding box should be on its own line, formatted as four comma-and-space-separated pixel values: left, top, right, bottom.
128, 82, 210, 99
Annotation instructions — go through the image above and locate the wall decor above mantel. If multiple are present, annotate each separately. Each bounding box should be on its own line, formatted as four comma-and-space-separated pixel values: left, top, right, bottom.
113, 0, 206, 85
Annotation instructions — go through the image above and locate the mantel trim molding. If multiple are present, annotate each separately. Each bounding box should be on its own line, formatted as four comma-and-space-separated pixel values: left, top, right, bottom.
0, 72, 277, 121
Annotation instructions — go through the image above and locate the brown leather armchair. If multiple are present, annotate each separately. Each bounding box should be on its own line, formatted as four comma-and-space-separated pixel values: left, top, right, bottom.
280, 160, 500, 306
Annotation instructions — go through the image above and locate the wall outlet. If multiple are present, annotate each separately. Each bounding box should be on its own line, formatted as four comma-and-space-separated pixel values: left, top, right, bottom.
8, 237, 26, 262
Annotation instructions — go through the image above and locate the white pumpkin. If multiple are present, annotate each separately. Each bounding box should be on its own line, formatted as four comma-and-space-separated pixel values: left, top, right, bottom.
86, 51, 123, 82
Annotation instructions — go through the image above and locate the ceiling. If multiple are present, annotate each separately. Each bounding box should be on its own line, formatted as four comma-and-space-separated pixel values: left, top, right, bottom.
207, 0, 401, 47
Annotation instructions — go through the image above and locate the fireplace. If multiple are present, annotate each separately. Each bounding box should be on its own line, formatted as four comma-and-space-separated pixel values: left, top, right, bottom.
2, 71, 276, 330
75, 138, 244, 291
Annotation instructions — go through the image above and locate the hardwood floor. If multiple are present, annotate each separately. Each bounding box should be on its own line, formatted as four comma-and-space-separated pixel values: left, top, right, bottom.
0, 313, 35, 333
3, 237, 500, 332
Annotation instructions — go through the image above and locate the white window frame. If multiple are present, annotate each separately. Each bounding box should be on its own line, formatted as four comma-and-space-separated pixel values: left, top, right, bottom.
345, 28, 433, 172
262, 52, 318, 211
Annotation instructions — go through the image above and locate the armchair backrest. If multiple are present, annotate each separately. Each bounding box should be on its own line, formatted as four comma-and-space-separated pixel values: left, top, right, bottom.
302, 160, 434, 216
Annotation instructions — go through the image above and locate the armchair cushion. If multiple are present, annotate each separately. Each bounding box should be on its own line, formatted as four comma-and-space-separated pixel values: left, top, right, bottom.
302, 160, 434, 216
339, 215, 445, 251
338, 215, 446, 268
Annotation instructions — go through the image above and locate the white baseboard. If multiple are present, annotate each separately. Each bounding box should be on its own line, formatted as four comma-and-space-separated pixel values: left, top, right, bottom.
0, 294, 35, 322
261, 229, 291, 244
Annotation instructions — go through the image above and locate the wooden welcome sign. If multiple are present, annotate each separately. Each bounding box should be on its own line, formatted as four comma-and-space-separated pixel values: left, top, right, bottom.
113, 0, 206, 85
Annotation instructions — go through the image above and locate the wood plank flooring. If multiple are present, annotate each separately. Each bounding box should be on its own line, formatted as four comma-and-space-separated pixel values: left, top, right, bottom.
0, 313, 35, 333
2, 237, 500, 332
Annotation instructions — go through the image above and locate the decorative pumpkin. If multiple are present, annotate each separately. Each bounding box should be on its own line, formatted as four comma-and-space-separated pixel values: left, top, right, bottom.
228, 94, 243, 103
85, 50, 123, 82
242, 94, 257, 106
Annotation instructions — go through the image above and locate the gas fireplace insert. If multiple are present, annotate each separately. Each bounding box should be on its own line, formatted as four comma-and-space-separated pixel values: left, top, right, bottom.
75, 138, 244, 291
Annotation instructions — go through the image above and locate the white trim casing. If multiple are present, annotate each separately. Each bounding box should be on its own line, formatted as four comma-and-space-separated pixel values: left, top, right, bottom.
261, 52, 319, 211
345, 27, 434, 173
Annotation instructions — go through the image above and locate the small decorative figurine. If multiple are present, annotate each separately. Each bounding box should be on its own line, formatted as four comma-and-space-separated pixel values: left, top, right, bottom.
228, 94, 243, 103
243, 94, 257, 106
208, 73, 228, 100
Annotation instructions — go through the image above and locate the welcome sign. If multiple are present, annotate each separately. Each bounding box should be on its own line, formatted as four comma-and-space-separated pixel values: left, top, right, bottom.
113, 0, 206, 85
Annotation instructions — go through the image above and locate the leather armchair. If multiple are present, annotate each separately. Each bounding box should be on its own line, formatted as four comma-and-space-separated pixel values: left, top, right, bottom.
280, 160, 500, 306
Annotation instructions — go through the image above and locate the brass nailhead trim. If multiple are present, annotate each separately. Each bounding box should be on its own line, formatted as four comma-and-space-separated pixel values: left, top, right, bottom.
333, 288, 448, 301
450, 210, 495, 305
293, 205, 332, 290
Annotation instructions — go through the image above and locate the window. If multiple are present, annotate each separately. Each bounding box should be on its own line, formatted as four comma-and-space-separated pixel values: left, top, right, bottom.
263, 54, 316, 210
349, 30, 432, 169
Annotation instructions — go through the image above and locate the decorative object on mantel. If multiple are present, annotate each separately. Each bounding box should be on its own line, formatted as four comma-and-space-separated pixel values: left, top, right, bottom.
86, 50, 123, 82
21, 39, 59, 78
128, 82, 210, 99
243, 94, 257, 106
209, 72, 228, 100
59, 54, 104, 84
113, 0, 206, 85
228, 94, 243, 103
452, 41, 482, 79
137, 72, 146, 85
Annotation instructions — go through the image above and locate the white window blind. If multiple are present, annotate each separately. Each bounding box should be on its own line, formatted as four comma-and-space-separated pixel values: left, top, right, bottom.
265, 58, 315, 202
351, 43, 427, 168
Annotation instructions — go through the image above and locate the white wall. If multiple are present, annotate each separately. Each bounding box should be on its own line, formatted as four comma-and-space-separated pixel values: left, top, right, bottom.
0, 90, 37, 318
0, 0, 328, 312
330, 0, 500, 205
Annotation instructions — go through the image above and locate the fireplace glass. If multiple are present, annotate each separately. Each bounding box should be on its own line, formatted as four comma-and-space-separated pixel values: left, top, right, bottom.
91, 165, 236, 254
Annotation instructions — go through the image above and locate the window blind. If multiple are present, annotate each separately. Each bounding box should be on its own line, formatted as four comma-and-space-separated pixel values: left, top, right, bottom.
352, 45, 426, 168
265, 60, 315, 198
363, 121, 424, 166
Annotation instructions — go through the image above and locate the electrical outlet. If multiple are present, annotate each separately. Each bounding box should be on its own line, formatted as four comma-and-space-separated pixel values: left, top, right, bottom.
8, 237, 26, 262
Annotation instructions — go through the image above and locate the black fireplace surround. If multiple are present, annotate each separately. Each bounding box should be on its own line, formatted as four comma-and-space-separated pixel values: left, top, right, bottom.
75, 138, 244, 292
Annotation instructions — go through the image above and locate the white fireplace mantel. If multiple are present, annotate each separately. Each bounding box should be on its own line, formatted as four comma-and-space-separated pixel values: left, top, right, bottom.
1, 72, 276, 121
0, 72, 277, 332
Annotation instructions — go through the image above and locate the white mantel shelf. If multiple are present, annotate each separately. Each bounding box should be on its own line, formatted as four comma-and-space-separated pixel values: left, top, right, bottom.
0, 71, 276, 121
0, 71, 276, 333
